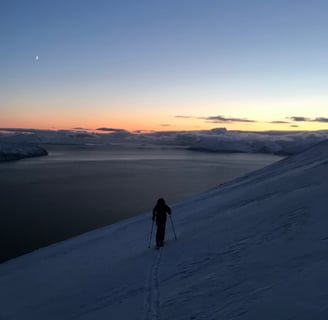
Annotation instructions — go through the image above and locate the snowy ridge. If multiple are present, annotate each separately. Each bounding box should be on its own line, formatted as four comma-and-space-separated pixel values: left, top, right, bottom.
0, 140, 328, 319
1, 127, 328, 155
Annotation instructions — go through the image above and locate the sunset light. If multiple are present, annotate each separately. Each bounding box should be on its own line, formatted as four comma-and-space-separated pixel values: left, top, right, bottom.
1, 1, 328, 132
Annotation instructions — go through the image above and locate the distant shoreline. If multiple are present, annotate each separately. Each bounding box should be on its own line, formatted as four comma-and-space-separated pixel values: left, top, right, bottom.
0, 142, 48, 162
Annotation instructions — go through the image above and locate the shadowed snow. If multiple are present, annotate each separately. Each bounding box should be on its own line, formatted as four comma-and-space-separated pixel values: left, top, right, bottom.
0, 140, 328, 319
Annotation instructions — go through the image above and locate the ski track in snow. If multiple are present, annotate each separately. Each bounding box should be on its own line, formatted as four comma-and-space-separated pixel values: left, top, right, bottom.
143, 248, 163, 320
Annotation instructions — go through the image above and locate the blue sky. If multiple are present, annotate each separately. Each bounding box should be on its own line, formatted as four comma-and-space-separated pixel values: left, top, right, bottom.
1, 0, 328, 131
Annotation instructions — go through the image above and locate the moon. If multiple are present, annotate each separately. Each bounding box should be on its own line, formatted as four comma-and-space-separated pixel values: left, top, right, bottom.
35, 55, 39, 61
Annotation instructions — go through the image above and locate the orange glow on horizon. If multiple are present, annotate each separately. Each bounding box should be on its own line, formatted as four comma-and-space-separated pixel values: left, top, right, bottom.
1, 101, 328, 133
1, 116, 328, 133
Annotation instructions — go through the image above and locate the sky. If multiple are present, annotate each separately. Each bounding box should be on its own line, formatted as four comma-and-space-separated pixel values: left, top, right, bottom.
1, 0, 328, 132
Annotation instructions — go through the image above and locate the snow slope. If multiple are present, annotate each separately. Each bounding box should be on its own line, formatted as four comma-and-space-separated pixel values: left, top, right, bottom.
0, 140, 328, 319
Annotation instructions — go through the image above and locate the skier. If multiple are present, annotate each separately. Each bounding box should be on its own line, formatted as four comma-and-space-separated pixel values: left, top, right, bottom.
152, 198, 171, 248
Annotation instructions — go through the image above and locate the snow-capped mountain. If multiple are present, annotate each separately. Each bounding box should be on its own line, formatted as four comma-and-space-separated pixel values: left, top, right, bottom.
0, 140, 327, 319
1, 127, 328, 156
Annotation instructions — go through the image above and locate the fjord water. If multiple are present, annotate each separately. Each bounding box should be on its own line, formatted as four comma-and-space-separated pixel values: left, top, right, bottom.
0, 145, 281, 263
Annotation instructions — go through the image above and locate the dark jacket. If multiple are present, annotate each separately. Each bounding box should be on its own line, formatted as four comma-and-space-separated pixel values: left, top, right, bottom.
152, 200, 171, 223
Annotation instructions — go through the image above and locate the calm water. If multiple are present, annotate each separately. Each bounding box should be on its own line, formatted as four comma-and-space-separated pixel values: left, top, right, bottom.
0, 145, 282, 263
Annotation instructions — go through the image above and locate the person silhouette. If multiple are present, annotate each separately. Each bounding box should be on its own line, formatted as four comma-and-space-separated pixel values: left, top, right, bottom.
152, 198, 171, 248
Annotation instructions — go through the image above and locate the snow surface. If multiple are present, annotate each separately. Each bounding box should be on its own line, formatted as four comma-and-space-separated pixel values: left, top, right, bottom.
0, 142, 47, 161
1, 140, 328, 319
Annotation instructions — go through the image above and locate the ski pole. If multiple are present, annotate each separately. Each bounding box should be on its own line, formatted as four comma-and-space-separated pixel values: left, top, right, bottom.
169, 215, 177, 240
148, 220, 154, 248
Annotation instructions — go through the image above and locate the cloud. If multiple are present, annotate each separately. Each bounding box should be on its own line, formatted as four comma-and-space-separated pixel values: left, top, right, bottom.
160, 124, 171, 127
0, 128, 44, 133
290, 125, 299, 128
288, 116, 311, 122
175, 115, 193, 119
288, 116, 328, 123
270, 121, 290, 124
313, 117, 328, 123
205, 115, 257, 123
96, 127, 128, 132
175, 114, 257, 123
